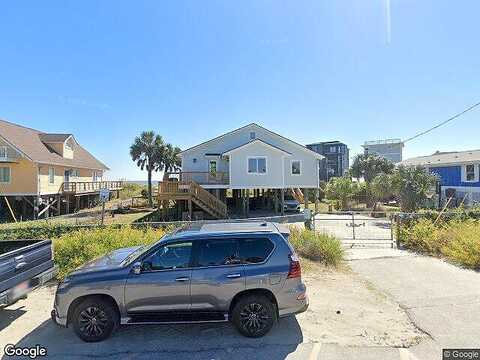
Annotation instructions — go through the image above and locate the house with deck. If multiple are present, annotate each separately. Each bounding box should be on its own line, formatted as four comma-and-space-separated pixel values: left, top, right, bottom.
0, 119, 122, 221
400, 150, 480, 206
158, 123, 324, 219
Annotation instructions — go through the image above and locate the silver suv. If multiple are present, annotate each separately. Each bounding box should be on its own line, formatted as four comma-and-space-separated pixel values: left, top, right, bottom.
52, 222, 308, 342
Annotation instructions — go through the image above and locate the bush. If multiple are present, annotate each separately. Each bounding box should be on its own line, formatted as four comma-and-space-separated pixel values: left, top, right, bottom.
399, 218, 480, 270
54, 226, 166, 279
289, 227, 343, 267
0, 223, 83, 241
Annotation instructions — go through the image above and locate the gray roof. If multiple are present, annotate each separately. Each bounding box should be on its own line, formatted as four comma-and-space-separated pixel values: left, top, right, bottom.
400, 149, 480, 167
0, 119, 109, 170
38, 133, 72, 143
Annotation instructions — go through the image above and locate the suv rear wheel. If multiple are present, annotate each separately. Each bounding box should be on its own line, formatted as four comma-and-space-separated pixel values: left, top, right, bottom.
72, 298, 118, 342
231, 295, 276, 337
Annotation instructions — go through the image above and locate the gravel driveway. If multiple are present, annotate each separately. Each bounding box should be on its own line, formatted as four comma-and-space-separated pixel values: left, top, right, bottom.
1, 262, 425, 359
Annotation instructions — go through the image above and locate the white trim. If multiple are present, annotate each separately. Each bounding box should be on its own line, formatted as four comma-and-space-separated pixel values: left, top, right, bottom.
461, 164, 479, 183
0, 134, 31, 160
290, 159, 302, 176
247, 156, 268, 175
0, 165, 11, 184
224, 139, 291, 156
36, 161, 108, 171
181, 123, 324, 159
0, 146, 7, 159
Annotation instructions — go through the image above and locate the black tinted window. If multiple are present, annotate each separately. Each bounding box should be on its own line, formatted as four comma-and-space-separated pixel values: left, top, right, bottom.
142, 242, 192, 271
239, 238, 274, 264
198, 239, 240, 266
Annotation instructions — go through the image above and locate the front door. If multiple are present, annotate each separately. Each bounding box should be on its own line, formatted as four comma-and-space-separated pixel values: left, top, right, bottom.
124, 241, 193, 318
208, 160, 217, 182
190, 238, 245, 317
64, 170, 70, 183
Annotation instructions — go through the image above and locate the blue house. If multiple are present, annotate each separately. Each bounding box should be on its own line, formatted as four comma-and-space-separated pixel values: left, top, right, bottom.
400, 150, 480, 206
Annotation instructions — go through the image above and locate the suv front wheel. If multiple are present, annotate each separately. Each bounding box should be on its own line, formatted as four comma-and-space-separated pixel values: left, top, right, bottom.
72, 298, 118, 342
231, 295, 276, 337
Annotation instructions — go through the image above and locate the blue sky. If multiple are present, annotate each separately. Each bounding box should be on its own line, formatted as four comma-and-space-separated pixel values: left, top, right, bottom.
0, 1, 479, 180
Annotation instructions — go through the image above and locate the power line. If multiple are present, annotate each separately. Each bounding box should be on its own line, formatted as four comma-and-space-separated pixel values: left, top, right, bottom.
403, 101, 480, 144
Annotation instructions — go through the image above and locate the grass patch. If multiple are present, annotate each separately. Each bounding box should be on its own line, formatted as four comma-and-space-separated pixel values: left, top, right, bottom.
289, 227, 344, 267
399, 218, 480, 270
54, 226, 166, 280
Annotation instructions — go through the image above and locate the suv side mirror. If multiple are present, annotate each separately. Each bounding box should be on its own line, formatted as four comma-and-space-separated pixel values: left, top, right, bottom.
131, 262, 142, 275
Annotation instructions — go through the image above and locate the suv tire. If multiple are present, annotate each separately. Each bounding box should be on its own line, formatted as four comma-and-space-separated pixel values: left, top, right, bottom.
72, 297, 118, 342
231, 295, 276, 337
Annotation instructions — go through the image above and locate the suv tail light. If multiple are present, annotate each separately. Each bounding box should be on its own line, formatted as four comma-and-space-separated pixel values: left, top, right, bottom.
287, 253, 301, 279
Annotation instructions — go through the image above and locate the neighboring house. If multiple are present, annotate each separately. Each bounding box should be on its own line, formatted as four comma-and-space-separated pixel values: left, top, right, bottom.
400, 150, 480, 206
362, 139, 404, 163
306, 141, 349, 180
0, 119, 122, 221
159, 123, 324, 219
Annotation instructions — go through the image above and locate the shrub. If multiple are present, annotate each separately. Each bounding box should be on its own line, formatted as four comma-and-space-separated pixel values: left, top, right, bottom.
53, 226, 166, 279
289, 227, 343, 267
440, 220, 480, 270
398, 218, 480, 270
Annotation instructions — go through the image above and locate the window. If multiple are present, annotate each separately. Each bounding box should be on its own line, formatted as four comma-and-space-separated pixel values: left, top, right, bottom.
249, 131, 256, 140
239, 238, 274, 264
291, 160, 301, 175
72, 169, 80, 177
248, 157, 267, 174
0, 146, 7, 159
0, 167, 10, 183
330, 146, 336, 153
208, 160, 217, 175
142, 242, 192, 271
48, 167, 55, 184
198, 239, 240, 267
465, 164, 476, 182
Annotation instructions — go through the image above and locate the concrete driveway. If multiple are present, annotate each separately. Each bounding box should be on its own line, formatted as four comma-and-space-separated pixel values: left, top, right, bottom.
1, 265, 426, 360
350, 254, 480, 360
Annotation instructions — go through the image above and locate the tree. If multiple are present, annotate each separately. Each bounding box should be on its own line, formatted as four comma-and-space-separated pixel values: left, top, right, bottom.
371, 173, 394, 211
130, 131, 181, 207
350, 154, 395, 207
391, 166, 438, 212
325, 177, 358, 210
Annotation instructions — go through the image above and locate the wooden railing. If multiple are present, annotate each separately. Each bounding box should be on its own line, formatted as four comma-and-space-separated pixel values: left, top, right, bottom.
62, 181, 124, 194
166, 172, 229, 185
158, 180, 227, 218
188, 181, 227, 217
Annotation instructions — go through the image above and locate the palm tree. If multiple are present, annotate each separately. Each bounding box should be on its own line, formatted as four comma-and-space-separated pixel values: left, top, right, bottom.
350, 154, 395, 207
160, 143, 182, 180
130, 131, 165, 207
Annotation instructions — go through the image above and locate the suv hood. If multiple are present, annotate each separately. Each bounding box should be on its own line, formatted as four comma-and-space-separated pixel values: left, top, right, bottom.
71, 246, 142, 274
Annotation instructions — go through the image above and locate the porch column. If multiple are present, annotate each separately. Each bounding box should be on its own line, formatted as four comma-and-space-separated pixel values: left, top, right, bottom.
274, 189, 279, 214
315, 188, 320, 214
280, 188, 285, 216
303, 188, 309, 211
245, 189, 250, 218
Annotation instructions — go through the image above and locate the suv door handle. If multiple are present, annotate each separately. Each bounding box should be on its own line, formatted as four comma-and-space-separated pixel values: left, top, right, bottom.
175, 277, 189, 282
226, 273, 241, 278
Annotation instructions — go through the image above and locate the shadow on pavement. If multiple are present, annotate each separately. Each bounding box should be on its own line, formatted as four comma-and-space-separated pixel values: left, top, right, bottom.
5, 316, 304, 359
0, 307, 27, 332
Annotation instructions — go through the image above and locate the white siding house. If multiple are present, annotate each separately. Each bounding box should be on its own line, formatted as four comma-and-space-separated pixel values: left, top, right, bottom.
178, 123, 323, 191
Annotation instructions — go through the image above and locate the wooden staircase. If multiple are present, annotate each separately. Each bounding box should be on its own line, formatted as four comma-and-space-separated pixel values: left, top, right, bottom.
158, 181, 228, 219
290, 188, 304, 203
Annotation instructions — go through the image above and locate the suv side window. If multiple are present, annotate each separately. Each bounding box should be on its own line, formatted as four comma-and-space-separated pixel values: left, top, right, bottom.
142, 241, 193, 271
197, 239, 240, 267
239, 238, 274, 264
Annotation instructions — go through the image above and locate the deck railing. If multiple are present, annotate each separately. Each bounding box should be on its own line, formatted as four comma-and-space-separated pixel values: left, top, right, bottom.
166, 172, 229, 185
62, 181, 124, 194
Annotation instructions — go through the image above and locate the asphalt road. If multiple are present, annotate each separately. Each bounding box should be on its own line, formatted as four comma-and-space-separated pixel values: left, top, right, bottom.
351, 254, 480, 360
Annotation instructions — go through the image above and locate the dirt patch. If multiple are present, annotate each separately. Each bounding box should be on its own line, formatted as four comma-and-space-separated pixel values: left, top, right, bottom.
297, 261, 427, 347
